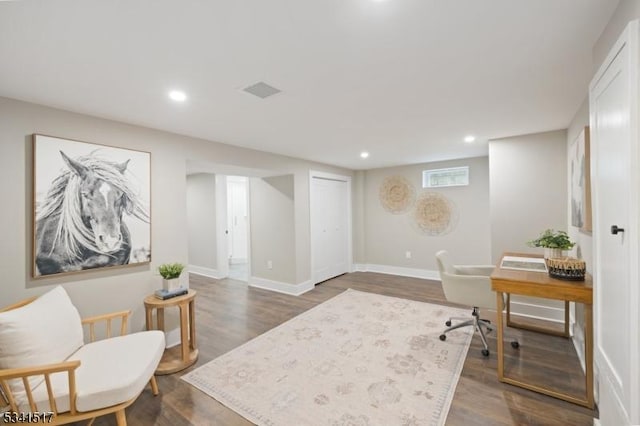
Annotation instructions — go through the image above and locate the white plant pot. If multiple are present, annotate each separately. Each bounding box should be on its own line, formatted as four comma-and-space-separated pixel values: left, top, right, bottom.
544, 248, 564, 259
162, 277, 181, 291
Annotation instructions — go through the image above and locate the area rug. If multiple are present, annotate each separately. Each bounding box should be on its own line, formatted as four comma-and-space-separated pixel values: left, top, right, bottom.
182, 289, 473, 426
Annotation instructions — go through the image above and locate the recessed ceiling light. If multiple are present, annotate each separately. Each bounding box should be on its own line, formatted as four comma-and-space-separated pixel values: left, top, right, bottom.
464, 135, 476, 143
360, 151, 370, 159
168, 90, 187, 102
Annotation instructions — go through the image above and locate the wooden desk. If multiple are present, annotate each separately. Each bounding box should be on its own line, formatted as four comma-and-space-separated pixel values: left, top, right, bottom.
144, 290, 198, 375
491, 253, 593, 408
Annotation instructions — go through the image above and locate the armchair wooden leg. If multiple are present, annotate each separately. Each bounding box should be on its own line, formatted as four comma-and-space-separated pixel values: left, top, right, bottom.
115, 409, 127, 426
149, 376, 159, 396
87, 419, 96, 426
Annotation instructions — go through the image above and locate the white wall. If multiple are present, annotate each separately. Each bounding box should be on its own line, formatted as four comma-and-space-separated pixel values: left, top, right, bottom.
352, 170, 366, 264
593, 0, 640, 73
249, 175, 296, 284
0, 96, 352, 328
489, 129, 568, 321
0, 98, 188, 333
187, 173, 217, 271
362, 156, 491, 276
489, 130, 568, 261
567, 99, 592, 269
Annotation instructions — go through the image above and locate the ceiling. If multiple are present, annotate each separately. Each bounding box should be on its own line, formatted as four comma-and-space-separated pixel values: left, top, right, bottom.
0, 1, 618, 170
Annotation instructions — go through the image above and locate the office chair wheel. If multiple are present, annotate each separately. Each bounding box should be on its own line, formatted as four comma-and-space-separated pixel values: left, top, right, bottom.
481, 349, 490, 357
439, 334, 446, 341
511, 341, 520, 349
445, 320, 452, 327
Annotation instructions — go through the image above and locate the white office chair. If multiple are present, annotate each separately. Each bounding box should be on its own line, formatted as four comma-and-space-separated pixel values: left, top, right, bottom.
435, 250, 518, 356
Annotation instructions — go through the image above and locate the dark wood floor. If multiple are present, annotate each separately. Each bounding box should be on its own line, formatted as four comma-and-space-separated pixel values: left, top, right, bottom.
88, 272, 596, 425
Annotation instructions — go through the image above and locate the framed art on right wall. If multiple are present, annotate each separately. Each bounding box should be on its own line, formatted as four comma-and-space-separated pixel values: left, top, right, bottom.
570, 126, 592, 234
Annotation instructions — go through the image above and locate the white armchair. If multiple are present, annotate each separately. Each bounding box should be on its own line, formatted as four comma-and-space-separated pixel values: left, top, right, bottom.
0, 286, 165, 425
435, 250, 518, 356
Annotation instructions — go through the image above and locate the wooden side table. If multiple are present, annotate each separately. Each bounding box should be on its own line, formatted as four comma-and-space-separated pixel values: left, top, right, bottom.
144, 289, 198, 375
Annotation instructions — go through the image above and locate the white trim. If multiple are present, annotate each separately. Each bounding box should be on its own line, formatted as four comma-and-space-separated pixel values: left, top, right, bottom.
165, 328, 181, 348
507, 298, 565, 323
352, 263, 368, 272
598, 369, 632, 426
354, 263, 440, 280
248, 276, 314, 296
354, 263, 564, 323
593, 419, 600, 426
309, 170, 353, 285
188, 265, 223, 279
422, 166, 469, 188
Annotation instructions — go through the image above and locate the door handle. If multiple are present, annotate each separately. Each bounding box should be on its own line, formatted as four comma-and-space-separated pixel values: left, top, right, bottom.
611, 225, 625, 235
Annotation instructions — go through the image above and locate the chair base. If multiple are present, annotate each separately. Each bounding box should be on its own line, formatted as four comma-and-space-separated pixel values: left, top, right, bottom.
439, 307, 518, 357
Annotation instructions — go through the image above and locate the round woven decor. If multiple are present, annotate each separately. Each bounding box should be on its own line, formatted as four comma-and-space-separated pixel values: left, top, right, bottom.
379, 175, 415, 214
412, 192, 458, 236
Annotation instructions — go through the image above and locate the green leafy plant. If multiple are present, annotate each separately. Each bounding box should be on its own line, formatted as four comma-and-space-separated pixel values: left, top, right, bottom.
158, 263, 185, 280
527, 229, 575, 250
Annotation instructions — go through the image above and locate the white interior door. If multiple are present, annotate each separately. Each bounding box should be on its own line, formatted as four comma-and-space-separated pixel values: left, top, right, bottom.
589, 20, 639, 426
215, 175, 229, 278
227, 177, 248, 264
310, 173, 350, 284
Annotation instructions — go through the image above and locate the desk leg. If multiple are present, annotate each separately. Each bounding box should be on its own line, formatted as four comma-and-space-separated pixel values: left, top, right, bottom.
179, 304, 189, 362
585, 303, 594, 408
564, 301, 570, 337
189, 299, 196, 350
496, 291, 505, 380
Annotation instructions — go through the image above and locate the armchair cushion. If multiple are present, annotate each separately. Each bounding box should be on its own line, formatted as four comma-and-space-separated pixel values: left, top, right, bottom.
18, 331, 165, 413
0, 286, 83, 400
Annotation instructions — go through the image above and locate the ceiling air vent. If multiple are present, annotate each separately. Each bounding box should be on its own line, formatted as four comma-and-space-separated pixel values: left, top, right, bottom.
242, 81, 282, 99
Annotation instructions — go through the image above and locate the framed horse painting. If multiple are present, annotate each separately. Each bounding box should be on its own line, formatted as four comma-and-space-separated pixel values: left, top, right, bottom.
33, 134, 151, 278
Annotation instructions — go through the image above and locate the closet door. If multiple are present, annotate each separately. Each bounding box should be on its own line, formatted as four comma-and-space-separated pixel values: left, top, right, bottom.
589, 19, 639, 426
310, 173, 351, 284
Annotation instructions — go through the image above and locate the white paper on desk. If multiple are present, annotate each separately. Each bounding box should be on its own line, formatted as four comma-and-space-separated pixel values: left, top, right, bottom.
500, 256, 548, 272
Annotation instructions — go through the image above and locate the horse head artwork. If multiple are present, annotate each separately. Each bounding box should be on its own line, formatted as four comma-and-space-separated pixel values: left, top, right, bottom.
35, 151, 150, 276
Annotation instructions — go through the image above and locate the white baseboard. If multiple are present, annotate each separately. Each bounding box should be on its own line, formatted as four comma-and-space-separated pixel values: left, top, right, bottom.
508, 299, 565, 324
188, 265, 223, 279
353, 263, 564, 324
597, 368, 630, 426
165, 327, 181, 349
249, 276, 314, 296
353, 263, 440, 280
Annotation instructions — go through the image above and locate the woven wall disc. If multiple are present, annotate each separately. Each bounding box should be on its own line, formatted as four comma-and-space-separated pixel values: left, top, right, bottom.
379, 175, 415, 214
412, 192, 457, 236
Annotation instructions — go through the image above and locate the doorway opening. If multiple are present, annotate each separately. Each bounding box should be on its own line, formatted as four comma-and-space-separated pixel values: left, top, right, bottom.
226, 176, 249, 282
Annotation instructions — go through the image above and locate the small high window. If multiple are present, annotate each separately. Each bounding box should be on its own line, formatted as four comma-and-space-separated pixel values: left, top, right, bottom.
422, 166, 469, 188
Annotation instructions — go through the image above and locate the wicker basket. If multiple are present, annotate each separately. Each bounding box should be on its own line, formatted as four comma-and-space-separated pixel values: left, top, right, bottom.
546, 257, 586, 281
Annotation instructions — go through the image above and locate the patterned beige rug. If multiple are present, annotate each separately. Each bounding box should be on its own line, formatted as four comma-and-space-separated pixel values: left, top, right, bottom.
182, 289, 473, 426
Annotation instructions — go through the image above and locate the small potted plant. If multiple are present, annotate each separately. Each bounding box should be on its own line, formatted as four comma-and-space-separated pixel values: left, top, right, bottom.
158, 263, 185, 291
527, 229, 575, 259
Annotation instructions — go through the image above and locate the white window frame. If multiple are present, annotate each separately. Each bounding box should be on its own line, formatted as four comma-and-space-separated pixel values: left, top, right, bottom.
422, 166, 469, 188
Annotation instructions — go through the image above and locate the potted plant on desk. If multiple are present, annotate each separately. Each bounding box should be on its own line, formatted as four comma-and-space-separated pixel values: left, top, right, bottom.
158, 263, 185, 291
527, 229, 575, 259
